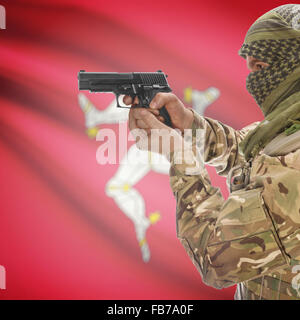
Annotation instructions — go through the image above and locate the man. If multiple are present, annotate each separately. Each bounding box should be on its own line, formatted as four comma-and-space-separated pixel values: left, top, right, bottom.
125, 4, 300, 300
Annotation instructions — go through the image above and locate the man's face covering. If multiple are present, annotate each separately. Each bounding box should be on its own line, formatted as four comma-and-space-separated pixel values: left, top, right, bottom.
238, 4, 300, 161
239, 4, 300, 116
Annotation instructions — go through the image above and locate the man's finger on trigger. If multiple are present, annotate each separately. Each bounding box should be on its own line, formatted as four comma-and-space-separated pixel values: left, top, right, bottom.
123, 95, 133, 105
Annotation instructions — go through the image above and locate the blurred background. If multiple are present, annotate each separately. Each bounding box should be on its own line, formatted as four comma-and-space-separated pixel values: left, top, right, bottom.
0, 0, 291, 299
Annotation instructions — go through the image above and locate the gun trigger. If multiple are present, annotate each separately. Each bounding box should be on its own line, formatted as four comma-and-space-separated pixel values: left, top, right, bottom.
116, 94, 131, 109
116, 94, 122, 108
130, 94, 136, 103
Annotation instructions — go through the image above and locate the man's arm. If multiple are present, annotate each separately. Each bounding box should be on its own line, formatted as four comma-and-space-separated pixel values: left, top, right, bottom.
191, 110, 260, 176
170, 149, 299, 289
124, 92, 259, 176
126, 90, 299, 289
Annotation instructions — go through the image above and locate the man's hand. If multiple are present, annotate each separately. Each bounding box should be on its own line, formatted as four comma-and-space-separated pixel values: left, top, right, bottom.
123, 92, 194, 132
128, 106, 184, 157
126, 94, 205, 173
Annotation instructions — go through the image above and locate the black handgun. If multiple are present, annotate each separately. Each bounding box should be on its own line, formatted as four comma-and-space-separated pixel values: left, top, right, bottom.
78, 70, 173, 127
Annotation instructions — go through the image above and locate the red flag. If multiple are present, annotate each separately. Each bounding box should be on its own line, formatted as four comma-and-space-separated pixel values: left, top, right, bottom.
0, 0, 287, 299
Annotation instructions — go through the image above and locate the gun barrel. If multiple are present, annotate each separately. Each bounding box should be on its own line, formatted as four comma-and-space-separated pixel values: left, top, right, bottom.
78, 70, 169, 91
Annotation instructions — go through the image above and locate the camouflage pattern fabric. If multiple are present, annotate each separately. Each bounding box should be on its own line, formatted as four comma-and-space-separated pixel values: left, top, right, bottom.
239, 91, 300, 161
169, 110, 300, 300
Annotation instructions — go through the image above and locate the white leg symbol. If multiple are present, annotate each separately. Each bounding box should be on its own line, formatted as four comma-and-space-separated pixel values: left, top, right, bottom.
106, 145, 161, 262
78, 86, 220, 262
184, 87, 220, 115
146, 151, 170, 175
78, 93, 129, 138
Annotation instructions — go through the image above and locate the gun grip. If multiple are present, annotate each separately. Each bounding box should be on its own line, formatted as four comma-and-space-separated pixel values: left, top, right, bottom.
159, 106, 172, 127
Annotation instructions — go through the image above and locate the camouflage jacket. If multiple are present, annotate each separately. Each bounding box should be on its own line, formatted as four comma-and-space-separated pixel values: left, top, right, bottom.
169, 111, 300, 300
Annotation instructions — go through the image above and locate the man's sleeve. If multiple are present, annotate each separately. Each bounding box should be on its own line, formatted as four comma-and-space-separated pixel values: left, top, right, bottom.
169, 148, 300, 289
191, 110, 260, 176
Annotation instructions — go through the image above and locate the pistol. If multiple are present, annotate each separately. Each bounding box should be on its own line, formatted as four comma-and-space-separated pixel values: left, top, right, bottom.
78, 70, 173, 127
